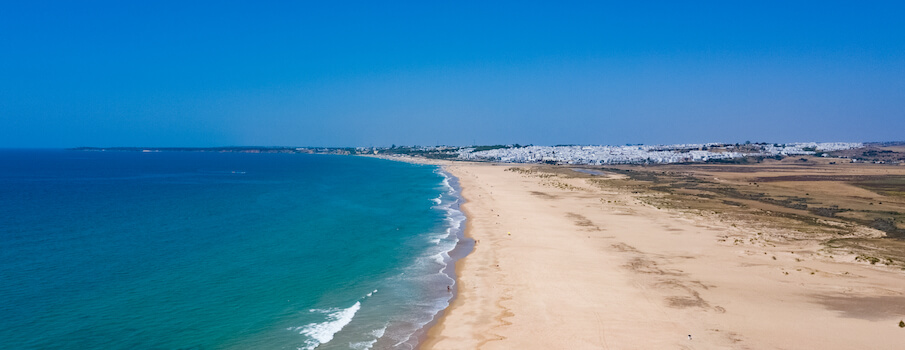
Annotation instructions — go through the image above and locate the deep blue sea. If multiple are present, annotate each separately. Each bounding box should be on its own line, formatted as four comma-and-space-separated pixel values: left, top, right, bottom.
0, 150, 466, 350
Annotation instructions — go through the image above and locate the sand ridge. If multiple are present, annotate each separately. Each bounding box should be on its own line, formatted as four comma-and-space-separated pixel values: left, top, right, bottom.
423, 162, 905, 349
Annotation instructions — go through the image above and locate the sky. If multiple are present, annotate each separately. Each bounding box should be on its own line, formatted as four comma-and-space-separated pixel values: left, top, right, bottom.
1, 1, 903, 147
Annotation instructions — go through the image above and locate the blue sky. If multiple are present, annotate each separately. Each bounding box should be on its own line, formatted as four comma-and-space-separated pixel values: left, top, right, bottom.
1, 1, 903, 147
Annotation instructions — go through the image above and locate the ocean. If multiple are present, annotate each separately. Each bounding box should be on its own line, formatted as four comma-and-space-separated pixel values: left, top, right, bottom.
0, 150, 467, 349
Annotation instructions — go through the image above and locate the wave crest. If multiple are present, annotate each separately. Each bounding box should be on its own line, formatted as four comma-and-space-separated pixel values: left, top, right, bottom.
293, 301, 361, 350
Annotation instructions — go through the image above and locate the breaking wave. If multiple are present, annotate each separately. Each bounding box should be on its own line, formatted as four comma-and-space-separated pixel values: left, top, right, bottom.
292, 302, 361, 350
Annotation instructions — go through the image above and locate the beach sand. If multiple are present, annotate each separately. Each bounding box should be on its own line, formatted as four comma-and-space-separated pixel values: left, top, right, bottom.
423, 162, 905, 349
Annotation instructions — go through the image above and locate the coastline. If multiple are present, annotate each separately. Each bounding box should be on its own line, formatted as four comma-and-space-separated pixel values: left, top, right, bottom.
419, 164, 479, 350
359, 155, 475, 349
361, 155, 477, 349
360, 154, 905, 349
418, 161, 905, 349
402, 167, 473, 349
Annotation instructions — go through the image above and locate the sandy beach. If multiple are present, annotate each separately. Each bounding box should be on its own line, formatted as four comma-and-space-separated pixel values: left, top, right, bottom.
423, 162, 905, 349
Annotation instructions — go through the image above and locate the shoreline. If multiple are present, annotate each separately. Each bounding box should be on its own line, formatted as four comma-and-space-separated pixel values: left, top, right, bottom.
363, 155, 905, 349
404, 167, 473, 349
418, 161, 905, 349
361, 155, 477, 350
420, 165, 475, 349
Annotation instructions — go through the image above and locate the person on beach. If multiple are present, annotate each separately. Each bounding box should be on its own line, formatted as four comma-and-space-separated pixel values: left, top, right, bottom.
447, 285, 451, 292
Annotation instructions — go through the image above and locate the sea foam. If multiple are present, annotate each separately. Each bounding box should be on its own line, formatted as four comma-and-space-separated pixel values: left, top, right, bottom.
294, 301, 361, 350
349, 324, 388, 350
298, 169, 466, 350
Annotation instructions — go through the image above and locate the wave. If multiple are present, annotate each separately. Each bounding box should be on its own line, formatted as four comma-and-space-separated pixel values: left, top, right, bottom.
291, 289, 380, 350
289, 168, 468, 350
428, 172, 466, 246
382, 168, 468, 349
349, 324, 388, 350
292, 301, 361, 350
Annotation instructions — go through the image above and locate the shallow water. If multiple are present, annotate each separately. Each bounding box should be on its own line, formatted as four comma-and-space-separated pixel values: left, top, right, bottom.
0, 150, 463, 349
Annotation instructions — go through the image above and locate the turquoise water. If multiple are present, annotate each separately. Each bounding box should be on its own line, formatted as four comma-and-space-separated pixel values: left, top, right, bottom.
0, 150, 466, 349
